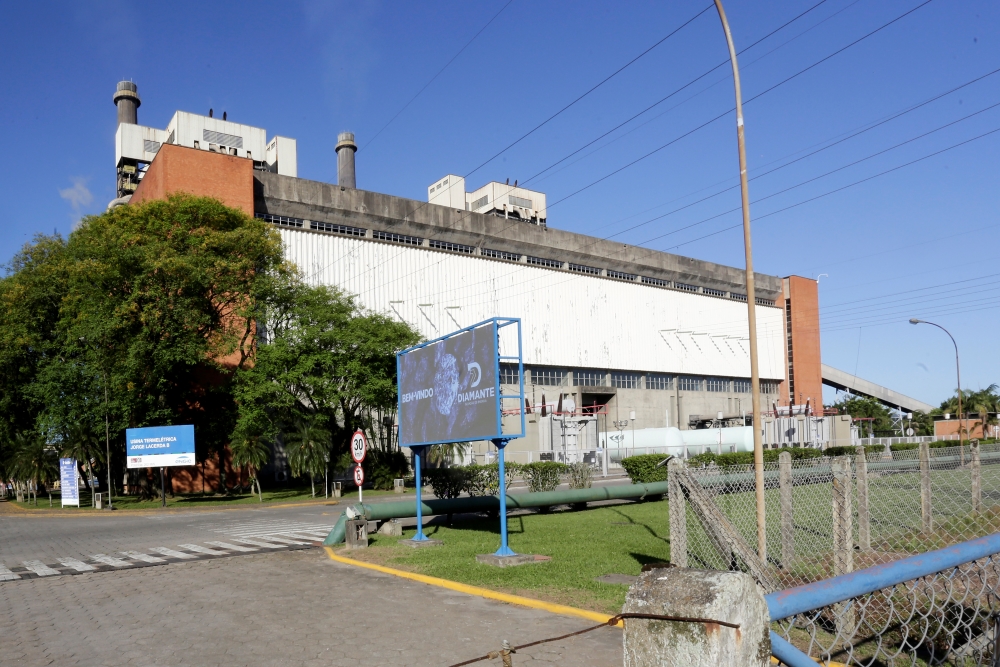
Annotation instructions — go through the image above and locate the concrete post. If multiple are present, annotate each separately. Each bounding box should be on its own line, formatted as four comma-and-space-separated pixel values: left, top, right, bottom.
831, 456, 855, 642
668, 459, 687, 568
622, 568, 770, 666
920, 442, 932, 533
855, 450, 870, 552
971, 441, 982, 514
778, 452, 794, 567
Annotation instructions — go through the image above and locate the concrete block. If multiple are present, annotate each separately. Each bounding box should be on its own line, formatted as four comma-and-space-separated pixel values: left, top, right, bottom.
378, 520, 402, 537
475, 553, 541, 568
399, 538, 442, 548
345, 519, 368, 550
622, 568, 770, 667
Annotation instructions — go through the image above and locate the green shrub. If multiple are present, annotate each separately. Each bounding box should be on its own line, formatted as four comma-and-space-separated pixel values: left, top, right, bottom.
364, 449, 410, 490
424, 467, 470, 499
568, 462, 593, 489
687, 447, 824, 467
620, 454, 670, 484
465, 462, 522, 496
822, 445, 883, 457
521, 462, 567, 493
890, 443, 919, 451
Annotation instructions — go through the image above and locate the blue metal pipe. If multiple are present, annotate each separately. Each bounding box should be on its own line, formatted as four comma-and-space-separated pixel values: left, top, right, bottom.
768, 632, 818, 667
766, 533, 1000, 621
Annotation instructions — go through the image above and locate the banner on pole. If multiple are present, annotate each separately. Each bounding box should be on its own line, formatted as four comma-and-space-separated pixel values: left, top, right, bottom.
126, 425, 196, 468
60, 458, 80, 507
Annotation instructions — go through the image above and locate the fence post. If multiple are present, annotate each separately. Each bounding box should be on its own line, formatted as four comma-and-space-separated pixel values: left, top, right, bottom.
971, 441, 982, 514
920, 442, 932, 533
668, 458, 687, 568
622, 568, 771, 666
856, 450, 870, 552
779, 452, 794, 567
831, 456, 855, 642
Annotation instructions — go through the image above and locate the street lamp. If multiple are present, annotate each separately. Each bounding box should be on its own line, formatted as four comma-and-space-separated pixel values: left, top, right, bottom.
713, 0, 766, 561
909, 318, 965, 457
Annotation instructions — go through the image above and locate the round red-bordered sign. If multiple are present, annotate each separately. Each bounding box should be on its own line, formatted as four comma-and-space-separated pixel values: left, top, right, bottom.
350, 430, 367, 464
353, 465, 365, 487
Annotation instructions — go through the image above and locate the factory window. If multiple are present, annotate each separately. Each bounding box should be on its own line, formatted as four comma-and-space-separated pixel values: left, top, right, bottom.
573, 370, 607, 387
429, 239, 475, 254
703, 287, 726, 297
568, 263, 600, 276
526, 256, 562, 269
203, 129, 243, 149
756, 297, 775, 307
311, 221, 366, 237
733, 379, 751, 393
612, 372, 640, 389
256, 213, 304, 228
706, 377, 730, 392
373, 231, 422, 246
143, 140, 161, 154
641, 276, 670, 287
608, 270, 637, 281
471, 195, 490, 210
193, 141, 200, 149
509, 195, 532, 209
230, 147, 238, 156
679, 376, 702, 392
500, 364, 520, 386
761, 381, 779, 395
676, 282, 698, 293
442, 179, 449, 186
646, 375, 673, 391
730, 293, 747, 302
481, 248, 519, 262
532, 368, 566, 386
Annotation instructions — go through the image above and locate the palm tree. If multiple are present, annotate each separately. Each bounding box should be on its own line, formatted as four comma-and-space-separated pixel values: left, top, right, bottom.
968, 384, 1000, 440
231, 437, 270, 502
283, 417, 330, 498
10, 432, 58, 506
61, 423, 104, 508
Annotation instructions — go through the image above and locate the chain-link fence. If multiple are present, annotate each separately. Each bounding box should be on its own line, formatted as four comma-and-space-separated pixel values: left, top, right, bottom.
672, 442, 1000, 591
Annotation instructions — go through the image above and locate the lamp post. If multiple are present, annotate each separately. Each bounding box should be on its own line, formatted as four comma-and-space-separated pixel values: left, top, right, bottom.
909, 318, 965, 458
713, 0, 766, 561
613, 419, 629, 459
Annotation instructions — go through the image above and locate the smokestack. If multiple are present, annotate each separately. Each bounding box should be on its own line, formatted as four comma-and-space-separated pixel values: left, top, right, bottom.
336, 131, 357, 189
113, 81, 140, 126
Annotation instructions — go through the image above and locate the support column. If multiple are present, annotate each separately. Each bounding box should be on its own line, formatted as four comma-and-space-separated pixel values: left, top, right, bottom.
920, 442, 932, 533
831, 456, 855, 643
972, 441, 982, 514
856, 450, 870, 551
779, 452, 794, 567
668, 459, 688, 568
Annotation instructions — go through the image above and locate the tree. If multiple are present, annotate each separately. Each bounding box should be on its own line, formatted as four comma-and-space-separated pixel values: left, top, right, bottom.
9, 431, 58, 505
830, 394, 893, 435
967, 384, 1000, 439
231, 282, 420, 486
230, 436, 270, 502
283, 417, 330, 498
0, 195, 288, 499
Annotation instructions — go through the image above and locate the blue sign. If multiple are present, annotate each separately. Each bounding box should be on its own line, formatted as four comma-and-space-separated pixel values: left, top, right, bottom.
397, 317, 525, 448
60, 458, 79, 507
126, 424, 196, 468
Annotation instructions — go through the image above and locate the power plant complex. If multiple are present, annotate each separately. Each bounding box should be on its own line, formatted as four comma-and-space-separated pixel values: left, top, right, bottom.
109, 82, 934, 468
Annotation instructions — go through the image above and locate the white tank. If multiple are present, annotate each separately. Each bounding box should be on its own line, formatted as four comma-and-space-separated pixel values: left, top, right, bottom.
680, 426, 755, 453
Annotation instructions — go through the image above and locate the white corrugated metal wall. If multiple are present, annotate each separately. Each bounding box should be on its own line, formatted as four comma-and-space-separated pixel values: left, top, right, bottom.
279, 229, 785, 380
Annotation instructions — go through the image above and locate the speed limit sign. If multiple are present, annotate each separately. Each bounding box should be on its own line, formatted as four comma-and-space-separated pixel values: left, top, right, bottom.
350, 430, 367, 464
353, 464, 365, 487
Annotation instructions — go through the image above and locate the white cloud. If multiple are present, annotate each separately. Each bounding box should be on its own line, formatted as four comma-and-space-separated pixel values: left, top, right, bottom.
59, 177, 94, 224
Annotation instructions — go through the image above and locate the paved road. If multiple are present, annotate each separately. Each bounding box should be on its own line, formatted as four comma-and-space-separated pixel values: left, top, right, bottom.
0, 547, 622, 666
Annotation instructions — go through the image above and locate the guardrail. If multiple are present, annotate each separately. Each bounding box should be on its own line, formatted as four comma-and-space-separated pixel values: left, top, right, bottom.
767, 533, 1000, 666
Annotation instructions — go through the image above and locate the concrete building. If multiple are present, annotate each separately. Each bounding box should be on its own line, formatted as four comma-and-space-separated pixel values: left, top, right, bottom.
113, 81, 837, 466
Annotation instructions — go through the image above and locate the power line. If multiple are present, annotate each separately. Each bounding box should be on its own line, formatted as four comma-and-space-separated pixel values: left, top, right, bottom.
361, 0, 516, 152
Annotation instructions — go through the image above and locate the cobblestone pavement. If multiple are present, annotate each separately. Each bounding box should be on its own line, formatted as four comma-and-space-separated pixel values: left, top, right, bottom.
0, 548, 621, 667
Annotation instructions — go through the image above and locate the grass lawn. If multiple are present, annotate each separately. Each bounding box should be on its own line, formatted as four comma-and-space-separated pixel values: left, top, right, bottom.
338, 499, 671, 615
5, 486, 409, 511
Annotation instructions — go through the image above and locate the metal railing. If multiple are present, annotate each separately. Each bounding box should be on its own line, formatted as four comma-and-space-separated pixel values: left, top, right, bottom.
768, 533, 1000, 666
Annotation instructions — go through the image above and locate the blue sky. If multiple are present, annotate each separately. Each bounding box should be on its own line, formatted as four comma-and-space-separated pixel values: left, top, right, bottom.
1, 0, 997, 407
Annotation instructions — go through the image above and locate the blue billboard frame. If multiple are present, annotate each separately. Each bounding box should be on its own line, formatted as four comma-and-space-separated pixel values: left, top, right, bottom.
396, 317, 525, 556
395, 317, 525, 448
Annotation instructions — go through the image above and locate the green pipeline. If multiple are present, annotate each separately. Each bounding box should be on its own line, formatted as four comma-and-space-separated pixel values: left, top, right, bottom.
322, 481, 669, 546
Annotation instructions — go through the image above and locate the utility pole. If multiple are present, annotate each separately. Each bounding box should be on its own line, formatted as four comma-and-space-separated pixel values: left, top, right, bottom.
713, 0, 767, 561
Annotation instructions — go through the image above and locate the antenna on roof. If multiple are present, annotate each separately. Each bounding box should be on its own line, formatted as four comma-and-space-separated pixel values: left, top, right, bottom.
209, 108, 213, 118
223, 111, 227, 121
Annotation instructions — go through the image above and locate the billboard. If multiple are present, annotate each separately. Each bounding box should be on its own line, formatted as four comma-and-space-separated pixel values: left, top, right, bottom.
60, 458, 79, 507
398, 320, 502, 447
126, 424, 196, 468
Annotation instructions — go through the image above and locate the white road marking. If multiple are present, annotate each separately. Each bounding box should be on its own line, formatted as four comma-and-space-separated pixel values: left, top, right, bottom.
59, 558, 96, 572
0, 564, 20, 581
205, 541, 257, 552
149, 547, 197, 560
178, 544, 228, 556
233, 538, 288, 549
277, 532, 323, 541
248, 535, 309, 546
121, 551, 166, 563
22, 560, 61, 577
91, 554, 131, 568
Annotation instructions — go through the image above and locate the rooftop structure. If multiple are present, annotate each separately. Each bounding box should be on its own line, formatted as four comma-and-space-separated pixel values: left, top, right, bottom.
429, 175, 547, 226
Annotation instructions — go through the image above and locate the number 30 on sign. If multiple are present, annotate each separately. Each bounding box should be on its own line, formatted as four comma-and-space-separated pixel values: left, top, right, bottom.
351, 430, 367, 464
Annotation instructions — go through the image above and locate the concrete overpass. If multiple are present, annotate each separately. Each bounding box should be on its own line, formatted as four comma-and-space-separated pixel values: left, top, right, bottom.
822, 364, 936, 413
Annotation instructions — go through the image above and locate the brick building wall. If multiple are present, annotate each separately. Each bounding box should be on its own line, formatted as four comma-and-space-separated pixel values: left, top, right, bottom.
131, 144, 254, 215
780, 275, 823, 409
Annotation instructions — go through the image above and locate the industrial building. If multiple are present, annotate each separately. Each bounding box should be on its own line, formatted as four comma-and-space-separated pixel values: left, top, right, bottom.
109, 82, 928, 468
